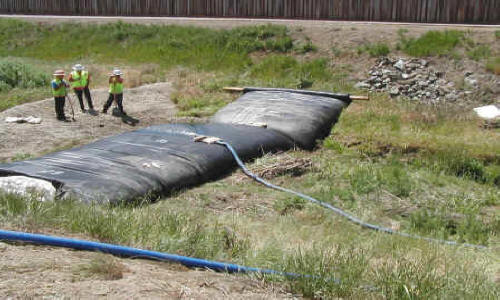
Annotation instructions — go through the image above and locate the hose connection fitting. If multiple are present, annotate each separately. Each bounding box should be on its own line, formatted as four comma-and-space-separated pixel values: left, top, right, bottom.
193, 135, 222, 144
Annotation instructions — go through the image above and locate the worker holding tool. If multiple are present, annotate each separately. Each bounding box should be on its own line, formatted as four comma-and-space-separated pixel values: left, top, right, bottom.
68, 64, 95, 113
102, 68, 126, 116
51, 69, 70, 122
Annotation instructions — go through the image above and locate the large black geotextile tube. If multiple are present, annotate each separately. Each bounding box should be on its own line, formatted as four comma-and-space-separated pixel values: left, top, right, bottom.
212, 90, 349, 149
0, 89, 351, 203
216, 141, 487, 250
241, 87, 352, 103
0, 124, 295, 204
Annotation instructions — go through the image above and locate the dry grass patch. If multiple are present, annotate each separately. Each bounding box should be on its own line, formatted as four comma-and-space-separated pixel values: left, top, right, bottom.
74, 254, 129, 281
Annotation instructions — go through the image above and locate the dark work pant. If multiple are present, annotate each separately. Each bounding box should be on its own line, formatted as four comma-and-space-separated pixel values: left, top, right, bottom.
74, 87, 94, 110
54, 96, 66, 119
103, 93, 124, 113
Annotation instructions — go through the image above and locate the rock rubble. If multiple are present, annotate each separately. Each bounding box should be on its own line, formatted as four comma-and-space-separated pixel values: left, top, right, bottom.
355, 57, 481, 103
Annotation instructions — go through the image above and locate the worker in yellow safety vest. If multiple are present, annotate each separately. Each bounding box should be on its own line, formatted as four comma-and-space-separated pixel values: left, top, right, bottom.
68, 64, 94, 113
51, 69, 70, 122
102, 68, 126, 116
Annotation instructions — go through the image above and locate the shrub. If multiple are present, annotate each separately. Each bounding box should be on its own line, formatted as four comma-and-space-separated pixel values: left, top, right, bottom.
0, 60, 50, 92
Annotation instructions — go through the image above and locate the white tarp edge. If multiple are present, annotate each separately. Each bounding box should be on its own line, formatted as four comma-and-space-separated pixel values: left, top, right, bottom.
5, 116, 42, 124
0, 176, 55, 201
473, 105, 500, 120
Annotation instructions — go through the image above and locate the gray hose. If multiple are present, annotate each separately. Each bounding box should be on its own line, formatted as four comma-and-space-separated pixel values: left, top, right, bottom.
215, 141, 486, 249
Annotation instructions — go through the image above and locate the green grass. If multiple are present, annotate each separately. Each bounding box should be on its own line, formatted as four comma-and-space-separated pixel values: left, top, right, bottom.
0, 19, 306, 112
247, 56, 331, 89
0, 58, 51, 110
0, 19, 499, 298
0, 59, 50, 91
398, 30, 464, 57
294, 41, 318, 54
486, 56, 500, 75
0, 20, 291, 73
0, 87, 51, 111
75, 254, 128, 280
0, 193, 250, 260
357, 43, 390, 57
2, 93, 499, 296
467, 45, 492, 61
170, 56, 335, 117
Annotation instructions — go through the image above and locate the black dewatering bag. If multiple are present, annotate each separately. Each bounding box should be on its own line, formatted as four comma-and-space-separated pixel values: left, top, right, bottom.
212, 88, 351, 149
0, 89, 350, 204
0, 124, 294, 203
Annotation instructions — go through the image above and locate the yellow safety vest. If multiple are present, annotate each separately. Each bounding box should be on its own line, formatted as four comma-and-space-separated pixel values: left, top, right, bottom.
52, 79, 66, 97
109, 78, 124, 94
70, 71, 89, 89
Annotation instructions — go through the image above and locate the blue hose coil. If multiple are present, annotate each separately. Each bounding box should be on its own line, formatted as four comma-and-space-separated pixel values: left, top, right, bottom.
216, 141, 486, 250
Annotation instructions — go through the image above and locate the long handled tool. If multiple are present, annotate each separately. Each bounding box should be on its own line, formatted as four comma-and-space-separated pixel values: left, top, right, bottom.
66, 92, 76, 121
223, 87, 370, 102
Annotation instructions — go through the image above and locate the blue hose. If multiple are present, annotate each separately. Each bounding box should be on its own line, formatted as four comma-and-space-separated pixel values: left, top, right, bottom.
0, 229, 300, 277
216, 141, 486, 249
0, 140, 484, 288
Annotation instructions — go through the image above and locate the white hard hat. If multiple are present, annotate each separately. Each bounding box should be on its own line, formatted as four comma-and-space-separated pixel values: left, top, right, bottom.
72, 64, 84, 71
110, 69, 123, 76
53, 69, 65, 76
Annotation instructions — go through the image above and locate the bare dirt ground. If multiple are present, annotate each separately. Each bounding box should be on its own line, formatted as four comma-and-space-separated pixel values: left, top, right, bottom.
0, 242, 291, 299
0, 16, 498, 299
0, 82, 176, 162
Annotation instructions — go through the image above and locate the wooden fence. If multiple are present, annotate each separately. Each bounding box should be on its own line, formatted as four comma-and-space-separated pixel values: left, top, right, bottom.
0, 0, 498, 24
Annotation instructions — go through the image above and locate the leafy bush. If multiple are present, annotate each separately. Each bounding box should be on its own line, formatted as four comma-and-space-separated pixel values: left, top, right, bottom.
0, 60, 50, 92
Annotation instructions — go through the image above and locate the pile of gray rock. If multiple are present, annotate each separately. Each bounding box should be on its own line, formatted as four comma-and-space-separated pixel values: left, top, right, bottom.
355, 57, 478, 103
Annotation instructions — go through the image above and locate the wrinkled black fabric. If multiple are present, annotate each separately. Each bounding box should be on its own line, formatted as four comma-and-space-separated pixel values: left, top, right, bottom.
0, 89, 349, 204
0, 124, 293, 203
212, 90, 349, 149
